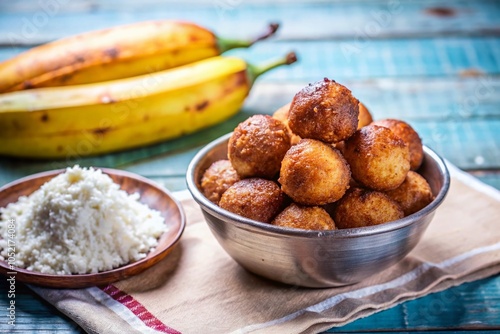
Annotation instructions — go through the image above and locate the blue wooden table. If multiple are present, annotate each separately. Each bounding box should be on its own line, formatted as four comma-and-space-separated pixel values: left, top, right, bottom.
0, 0, 499, 332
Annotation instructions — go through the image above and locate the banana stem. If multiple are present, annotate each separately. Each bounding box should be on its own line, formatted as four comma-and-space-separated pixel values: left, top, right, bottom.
247, 51, 298, 85
217, 23, 280, 52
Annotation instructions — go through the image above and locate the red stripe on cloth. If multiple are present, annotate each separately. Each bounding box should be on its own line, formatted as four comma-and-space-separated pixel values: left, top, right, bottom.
101, 284, 181, 334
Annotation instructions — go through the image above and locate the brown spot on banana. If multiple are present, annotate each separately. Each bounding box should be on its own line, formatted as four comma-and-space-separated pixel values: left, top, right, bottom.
92, 127, 111, 136
74, 54, 86, 63
186, 71, 248, 113
222, 71, 250, 96
189, 34, 202, 42
196, 100, 209, 111
235, 71, 250, 88
104, 47, 120, 59
40, 113, 49, 122
23, 81, 34, 89
60, 74, 73, 83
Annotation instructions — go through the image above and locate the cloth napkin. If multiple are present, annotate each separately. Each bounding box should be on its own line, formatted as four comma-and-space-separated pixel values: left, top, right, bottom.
30, 163, 500, 334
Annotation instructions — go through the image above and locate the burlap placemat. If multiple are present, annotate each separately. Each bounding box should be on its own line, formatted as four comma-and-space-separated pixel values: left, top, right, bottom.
30, 164, 500, 334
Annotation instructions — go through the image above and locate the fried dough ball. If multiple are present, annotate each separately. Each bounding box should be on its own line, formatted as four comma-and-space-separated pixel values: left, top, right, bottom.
201, 160, 240, 204
334, 188, 404, 229
219, 178, 285, 223
228, 115, 291, 179
358, 102, 373, 129
272, 203, 336, 230
372, 119, 423, 170
288, 78, 359, 143
272, 102, 301, 145
279, 139, 351, 205
343, 125, 410, 191
385, 171, 434, 216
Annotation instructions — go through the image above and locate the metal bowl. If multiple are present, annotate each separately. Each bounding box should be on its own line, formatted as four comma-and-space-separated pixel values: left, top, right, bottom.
186, 133, 450, 288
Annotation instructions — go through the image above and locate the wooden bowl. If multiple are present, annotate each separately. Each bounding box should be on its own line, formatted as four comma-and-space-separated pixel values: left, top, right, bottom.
0, 168, 186, 288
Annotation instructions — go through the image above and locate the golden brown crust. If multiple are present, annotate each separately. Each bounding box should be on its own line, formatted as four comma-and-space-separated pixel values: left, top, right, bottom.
272, 203, 336, 230
288, 78, 359, 143
385, 171, 434, 216
228, 115, 291, 179
201, 160, 240, 204
219, 178, 285, 223
334, 188, 404, 228
357, 102, 373, 129
272, 103, 301, 145
372, 119, 423, 170
203, 76, 432, 232
279, 138, 351, 205
343, 125, 410, 191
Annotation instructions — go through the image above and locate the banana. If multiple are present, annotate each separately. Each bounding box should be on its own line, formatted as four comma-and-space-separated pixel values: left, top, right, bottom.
0, 52, 297, 159
0, 21, 279, 92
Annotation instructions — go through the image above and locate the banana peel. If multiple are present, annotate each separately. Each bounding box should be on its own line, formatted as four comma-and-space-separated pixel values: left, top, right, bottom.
0, 20, 279, 92
0, 52, 297, 159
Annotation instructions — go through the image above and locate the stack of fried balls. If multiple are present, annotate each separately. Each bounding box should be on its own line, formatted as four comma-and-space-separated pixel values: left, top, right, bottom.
200, 78, 434, 230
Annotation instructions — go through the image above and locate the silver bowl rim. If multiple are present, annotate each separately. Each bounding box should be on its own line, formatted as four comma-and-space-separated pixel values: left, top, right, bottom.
186, 132, 450, 239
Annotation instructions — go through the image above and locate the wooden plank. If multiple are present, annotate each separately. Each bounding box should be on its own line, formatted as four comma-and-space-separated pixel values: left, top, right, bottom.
411, 119, 500, 169
225, 38, 500, 81
0, 77, 498, 186
1, 106, 492, 187
470, 171, 500, 190
0, 280, 83, 333
244, 78, 500, 121
0, 0, 499, 45
120, 117, 500, 180
2, 37, 499, 81
0, 113, 498, 186
243, 80, 500, 170
327, 275, 500, 332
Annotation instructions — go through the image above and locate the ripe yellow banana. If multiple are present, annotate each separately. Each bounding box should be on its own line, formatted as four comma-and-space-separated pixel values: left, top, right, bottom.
0, 20, 279, 92
0, 52, 297, 159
